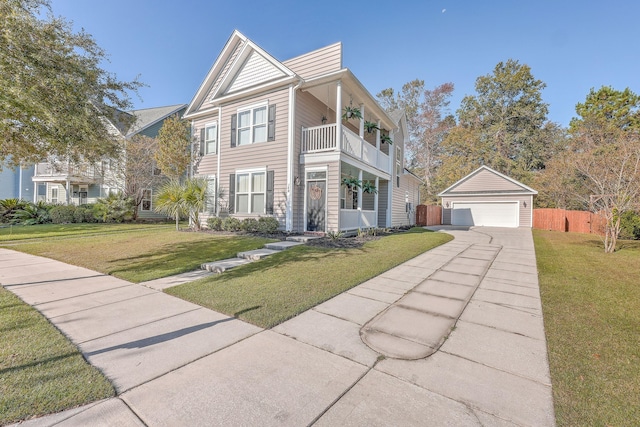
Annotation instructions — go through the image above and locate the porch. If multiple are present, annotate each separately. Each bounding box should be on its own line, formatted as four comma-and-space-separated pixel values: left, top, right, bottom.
301, 124, 391, 174
33, 161, 100, 184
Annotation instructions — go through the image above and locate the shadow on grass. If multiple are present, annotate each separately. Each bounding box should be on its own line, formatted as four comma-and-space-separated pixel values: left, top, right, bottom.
0, 352, 76, 376
107, 236, 272, 281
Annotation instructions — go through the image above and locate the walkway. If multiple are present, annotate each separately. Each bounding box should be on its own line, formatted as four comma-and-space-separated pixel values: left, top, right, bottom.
1, 227, 555, 426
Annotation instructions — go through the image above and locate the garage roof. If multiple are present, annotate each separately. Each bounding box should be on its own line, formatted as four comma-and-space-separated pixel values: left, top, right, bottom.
438, 165, 537, 197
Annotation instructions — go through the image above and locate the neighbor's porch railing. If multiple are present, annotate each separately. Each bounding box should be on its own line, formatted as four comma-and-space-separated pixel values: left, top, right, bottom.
34, 161, 100, 181
339, 209, 377, 231
302, 124, 390, 173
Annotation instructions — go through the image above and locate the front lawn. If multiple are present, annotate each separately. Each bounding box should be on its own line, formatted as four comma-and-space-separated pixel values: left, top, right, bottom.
0, 222, 167, 242
167, 228, 452, 328
0, 224, 275, 282
0, 287, 114, 425
534, 230, 640, 426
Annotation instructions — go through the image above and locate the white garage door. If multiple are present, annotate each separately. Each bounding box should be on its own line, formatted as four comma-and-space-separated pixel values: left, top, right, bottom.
452, 202, 519, 227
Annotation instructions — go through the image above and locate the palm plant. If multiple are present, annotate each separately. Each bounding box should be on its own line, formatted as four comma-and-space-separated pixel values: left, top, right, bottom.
154, 179, 187, 231
13, 201, 52, 225
182, 177, 208, 231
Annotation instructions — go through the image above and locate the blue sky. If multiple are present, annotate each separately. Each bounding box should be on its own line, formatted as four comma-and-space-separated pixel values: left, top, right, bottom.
49, 0, 639, 127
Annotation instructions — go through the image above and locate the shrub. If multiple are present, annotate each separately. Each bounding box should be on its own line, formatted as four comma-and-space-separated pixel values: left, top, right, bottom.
221, 216, 242, 232
620, 210, 640, 240
0, 198, 28, 224
241, 218, 259, 232
50, 205, 76, 224
206, 216, 223, 231
94, 193, 135, 223
12, 201, 52, 225
257, 216, 279, 233
73, 204, 96, 223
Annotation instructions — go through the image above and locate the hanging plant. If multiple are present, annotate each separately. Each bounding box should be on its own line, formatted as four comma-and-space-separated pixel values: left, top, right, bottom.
341, 176, 362, 189
364, 121, 379, 134
361, 181, 378, 194
342, 106, 362, 121
380, 134, 393, 145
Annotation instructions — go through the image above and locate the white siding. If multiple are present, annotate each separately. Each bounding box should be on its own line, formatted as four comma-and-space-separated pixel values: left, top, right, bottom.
226, 51, 286, 94
204, 40, 245, 104
450, 168, 524, 193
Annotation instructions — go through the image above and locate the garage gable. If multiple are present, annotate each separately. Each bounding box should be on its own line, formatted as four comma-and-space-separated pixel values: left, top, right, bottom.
439, 165, 537, 196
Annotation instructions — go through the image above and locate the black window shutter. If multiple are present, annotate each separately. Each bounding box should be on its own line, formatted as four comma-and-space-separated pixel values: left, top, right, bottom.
228, 174, 235, 213
199, 128, 205, 155
266, 170, 274, 214
230, 114, 237, 147
267, 105, 276, 141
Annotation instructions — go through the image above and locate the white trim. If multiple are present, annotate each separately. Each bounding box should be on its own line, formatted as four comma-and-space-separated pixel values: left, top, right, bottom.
286, 84, 295, 231
216, 107, 222, 215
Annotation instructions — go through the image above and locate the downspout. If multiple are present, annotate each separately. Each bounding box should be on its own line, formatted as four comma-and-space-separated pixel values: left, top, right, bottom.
216, 108, 222, 217
286, 78, 303, 232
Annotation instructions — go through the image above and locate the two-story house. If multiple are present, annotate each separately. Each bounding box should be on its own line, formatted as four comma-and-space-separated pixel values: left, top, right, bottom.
183, 31, 421, 233
32, 104, 187, 218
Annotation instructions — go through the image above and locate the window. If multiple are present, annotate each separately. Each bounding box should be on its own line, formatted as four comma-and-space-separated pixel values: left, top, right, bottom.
141, 189, 152, 211
205, 176, 216, 213
205, 123, 217, 154
37, 183, 46, 202
237, 105, 267, 146
236, 171, 265, 214
51, 186, 58, 204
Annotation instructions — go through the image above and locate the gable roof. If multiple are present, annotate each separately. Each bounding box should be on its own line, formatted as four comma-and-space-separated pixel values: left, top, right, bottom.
184, 30, 296, 118
438, 165, 538, 196
126, 104, 187, 138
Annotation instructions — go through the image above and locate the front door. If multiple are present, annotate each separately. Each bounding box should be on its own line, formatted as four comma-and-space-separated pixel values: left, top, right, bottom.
306, 171, 326, 232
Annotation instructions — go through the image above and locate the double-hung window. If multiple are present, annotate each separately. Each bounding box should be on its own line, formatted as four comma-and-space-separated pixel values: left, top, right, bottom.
205, 123, 217, 154
237, 105, 267, 146
236, 171, 266, 214
141, 189, 152, 211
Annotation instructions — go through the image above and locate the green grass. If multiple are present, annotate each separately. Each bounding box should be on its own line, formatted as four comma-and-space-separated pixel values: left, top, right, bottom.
534, 230, 640, 426
0, 224, 275, 282
0, 287, 114, 425
0, 222, 171, 242
167, 228, 452, 328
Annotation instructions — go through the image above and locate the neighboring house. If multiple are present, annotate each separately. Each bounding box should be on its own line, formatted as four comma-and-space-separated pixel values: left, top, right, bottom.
439, 165, 537, 228
183, 30, 421, 233
31, 104, 187, 217
0, 162, 35, 201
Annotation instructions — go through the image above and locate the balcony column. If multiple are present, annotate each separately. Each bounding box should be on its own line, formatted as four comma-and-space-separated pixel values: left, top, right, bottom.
374, 176, 379, 228
335, 81, 342, 152
359, 104, 365, 159
376, 120, 381, 150
357, 169, 363, 229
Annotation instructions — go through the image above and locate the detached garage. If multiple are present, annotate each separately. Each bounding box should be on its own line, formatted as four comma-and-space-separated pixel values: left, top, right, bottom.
439, 166, 537, 228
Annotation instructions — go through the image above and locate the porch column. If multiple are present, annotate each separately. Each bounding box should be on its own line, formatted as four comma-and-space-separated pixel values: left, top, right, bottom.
335, 81, 342, 152
66, 179, 71, 204
374, 176, 379, 227
359, 104, 365, 138
376, 120, 381, 150
357, 169, 363, 229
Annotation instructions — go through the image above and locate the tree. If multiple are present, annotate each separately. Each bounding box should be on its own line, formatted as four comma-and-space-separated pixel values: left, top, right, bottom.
567, 87, 640, 253
110, 135, 164, 219
439, 60, 558, 187
377, 80, 456, 202
0, 0, 142, 168
155, 114, 191, 180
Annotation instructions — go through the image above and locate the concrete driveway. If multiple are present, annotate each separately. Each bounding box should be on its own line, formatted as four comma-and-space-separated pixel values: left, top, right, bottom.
2, 227, 555, 426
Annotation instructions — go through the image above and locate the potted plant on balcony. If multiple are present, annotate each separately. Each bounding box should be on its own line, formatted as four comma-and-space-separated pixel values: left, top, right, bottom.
361, 181, 377, 194
341, 176, 361, 189
364, 121, 379, 134
380, 134, 393, 145
342, 106, 362, 121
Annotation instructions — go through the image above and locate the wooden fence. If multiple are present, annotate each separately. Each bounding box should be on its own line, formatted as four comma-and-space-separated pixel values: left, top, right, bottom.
416, 205, 442, 226
533, 208, 606, 234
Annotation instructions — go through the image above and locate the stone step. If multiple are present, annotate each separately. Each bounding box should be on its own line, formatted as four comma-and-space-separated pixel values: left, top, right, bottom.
237, 248, 280, 261
286, 235, 322, 243
264, 241, 304, 250
201, 258, 251, 274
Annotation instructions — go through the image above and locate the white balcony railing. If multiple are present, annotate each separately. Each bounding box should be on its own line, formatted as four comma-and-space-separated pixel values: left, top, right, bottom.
340, 209, 377, 231
301, 124, 390, 173
34, 162, 100, 181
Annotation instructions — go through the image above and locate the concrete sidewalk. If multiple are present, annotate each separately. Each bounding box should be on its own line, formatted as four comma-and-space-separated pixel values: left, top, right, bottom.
2, 227, 555, 426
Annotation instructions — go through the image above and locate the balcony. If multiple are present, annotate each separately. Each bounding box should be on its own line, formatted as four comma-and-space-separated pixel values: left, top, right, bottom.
33, 161, 100, 184
301, 124, 390, 174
